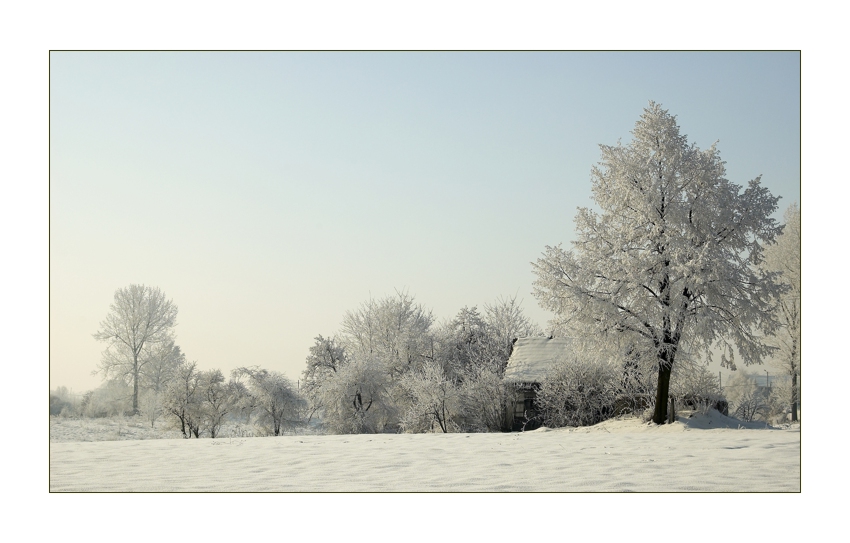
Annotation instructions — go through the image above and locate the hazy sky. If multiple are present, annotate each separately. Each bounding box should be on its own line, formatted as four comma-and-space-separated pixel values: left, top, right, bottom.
49, 51, 801, 393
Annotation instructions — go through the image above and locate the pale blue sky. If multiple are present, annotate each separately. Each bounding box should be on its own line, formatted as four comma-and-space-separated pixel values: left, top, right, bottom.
50, 52, 801, 392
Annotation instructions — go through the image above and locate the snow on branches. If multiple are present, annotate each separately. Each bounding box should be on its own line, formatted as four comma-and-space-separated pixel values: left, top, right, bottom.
532, 102, 784, 424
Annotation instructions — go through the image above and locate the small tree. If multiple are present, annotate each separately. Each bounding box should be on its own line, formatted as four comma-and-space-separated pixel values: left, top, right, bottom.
163, 361, 202, 438
138, 389, 162, 428
301, 335, 348, 422
532, 102, 784, 424
399, 360, 462, 433
232, 367, 303, 436
199, 369, 236, 438
311, 356, 394, 434
93, 285, 178, 415
433, 306, 490, 379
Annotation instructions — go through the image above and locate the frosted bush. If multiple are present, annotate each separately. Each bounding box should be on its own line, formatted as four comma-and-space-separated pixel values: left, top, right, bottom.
81, 380, 133, 418
536, 357, 619, 428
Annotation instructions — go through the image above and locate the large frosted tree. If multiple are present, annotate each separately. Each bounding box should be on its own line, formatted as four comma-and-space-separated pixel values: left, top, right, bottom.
531, 102, 784, 424
761, 203, 801, 421
93, 284, 179, 415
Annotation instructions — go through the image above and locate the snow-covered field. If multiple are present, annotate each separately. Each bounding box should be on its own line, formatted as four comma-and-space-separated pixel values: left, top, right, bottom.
50, 410, 800, 492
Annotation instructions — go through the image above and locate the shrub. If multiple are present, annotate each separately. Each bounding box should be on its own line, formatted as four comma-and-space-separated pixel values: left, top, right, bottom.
50, 386, 82, 417
536, 357, 619, 427
80, 380, 133, 418
458, 366, 512, 432
671, 359, 727, 414
725, 371, 770, 422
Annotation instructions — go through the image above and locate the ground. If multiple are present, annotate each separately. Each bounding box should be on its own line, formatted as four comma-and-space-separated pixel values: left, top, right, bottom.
49, 410, 800, 492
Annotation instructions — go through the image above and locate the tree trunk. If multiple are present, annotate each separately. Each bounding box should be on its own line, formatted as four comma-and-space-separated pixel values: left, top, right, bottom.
652, 360, 673, 424
791, 367, 799, 422
132, 355, 140, 415
178, 414, 188, 438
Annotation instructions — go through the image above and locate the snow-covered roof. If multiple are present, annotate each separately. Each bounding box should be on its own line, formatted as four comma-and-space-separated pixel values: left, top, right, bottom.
503, 337, 573, 384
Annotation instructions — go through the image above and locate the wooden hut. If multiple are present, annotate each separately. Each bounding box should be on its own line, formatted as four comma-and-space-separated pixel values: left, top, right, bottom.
502, 337, 572, 431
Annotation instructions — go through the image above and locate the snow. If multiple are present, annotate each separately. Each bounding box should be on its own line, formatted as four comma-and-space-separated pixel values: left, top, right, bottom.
49, 415, 184, 442
50, 410, 800, 492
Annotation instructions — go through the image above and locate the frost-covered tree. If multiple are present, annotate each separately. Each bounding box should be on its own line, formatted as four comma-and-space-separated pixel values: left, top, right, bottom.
310, 356, 395, 434
141, 339, 185, 394
232, 367, 304, 436
199, 369, 237, 438
532, 102, 784, 424
138, 389, 162, 428
340, 290, 434, 377
433, 306, 490, 378
80, 379, 133, 418
435, 297, 542, 379
399, 360, 462, 433
50, 386, 79, 417
301, 335, 348, 421
93, 285, 178, 414
430, 297, 540, 431
760, 203, 801, 421
482, 296, 543, 374
162, 361, 202, 438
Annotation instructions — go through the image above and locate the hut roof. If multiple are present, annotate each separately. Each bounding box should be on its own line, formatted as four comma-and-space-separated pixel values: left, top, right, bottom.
503, 337, 573, 384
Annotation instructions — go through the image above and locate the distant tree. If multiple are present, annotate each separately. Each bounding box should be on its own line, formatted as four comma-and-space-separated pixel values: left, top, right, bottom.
726, 371, 769, 422
50, 386, 79, 417
198, 369, 236, 438
138, 389, 162, 428
340, 290, 434, 377
80, 379, 133, 418
532, 102, 784, 424
232, 367, 304, 436
433, 306, 489, 378
482, 296, 543, 373
301, 335, 348, 421
760, 203, 801, 421
163, 361, 202, 438
93, 285, 178, 415
141, 339, 185, 394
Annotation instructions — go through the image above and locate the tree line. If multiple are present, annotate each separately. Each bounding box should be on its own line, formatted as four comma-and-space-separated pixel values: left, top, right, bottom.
71, 283, 543, 436
300, 291, 541, 434
54, 102, 801, 433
